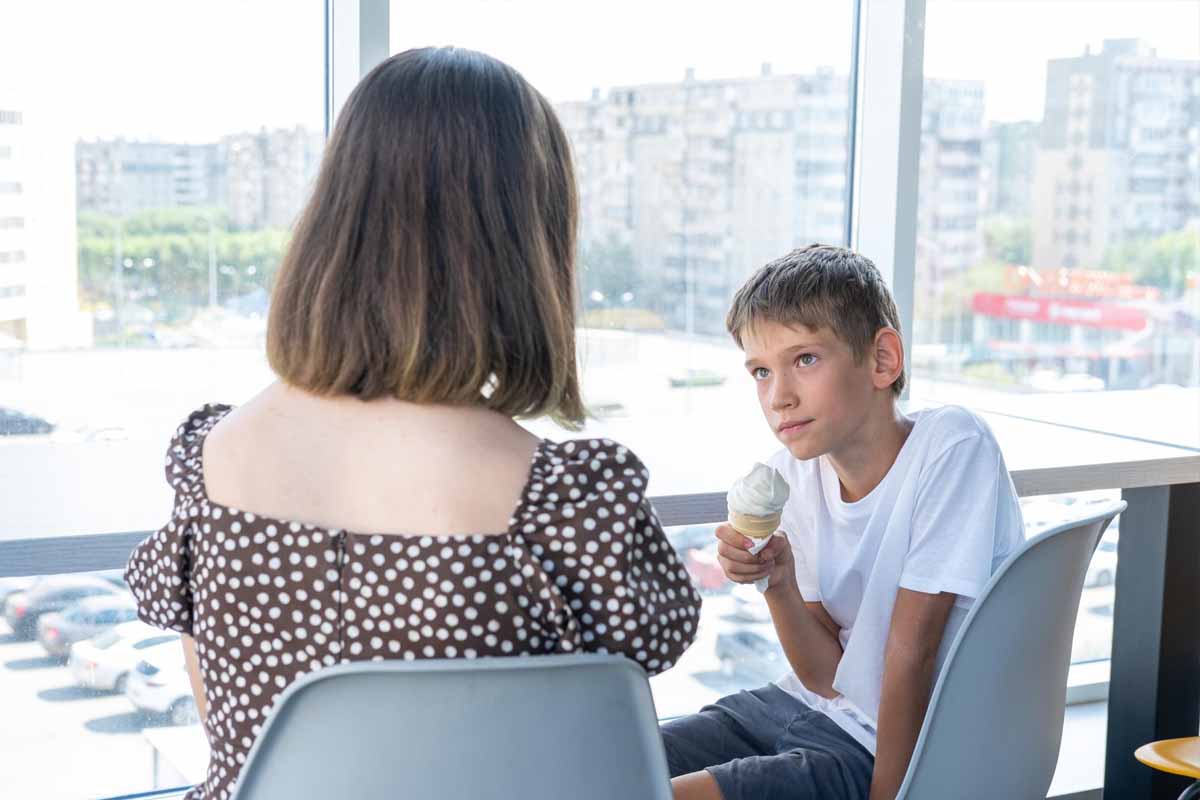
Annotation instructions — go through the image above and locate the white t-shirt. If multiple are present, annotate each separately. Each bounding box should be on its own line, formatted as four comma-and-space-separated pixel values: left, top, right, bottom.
767, 405, 1024, 755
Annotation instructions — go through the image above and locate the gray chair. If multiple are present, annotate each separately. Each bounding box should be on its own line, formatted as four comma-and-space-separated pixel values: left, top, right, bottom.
229, 653, 673, 800
897, 500, 1126, 799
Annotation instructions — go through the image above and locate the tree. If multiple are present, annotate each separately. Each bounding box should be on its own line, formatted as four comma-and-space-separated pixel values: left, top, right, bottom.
578, 234, 640, 309
982, 217, 1032, 266
77, 208, 290, 325
1102, 230, 1199, 296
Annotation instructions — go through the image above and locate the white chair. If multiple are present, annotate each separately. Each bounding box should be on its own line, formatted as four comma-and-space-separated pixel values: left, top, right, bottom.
229, 653, 673, 800
897, 501, 1125, 799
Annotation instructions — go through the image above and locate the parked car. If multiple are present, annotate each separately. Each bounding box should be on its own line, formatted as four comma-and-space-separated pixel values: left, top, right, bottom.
0, 406, 55, 436
91, 569, 129, 590
715, 628, 790, 686
126, 641, 198, 726
668, 369, 726, 388
667, 524, 716, 556
729, 582, 772, 623
0, 576, 39, 616
69, 621, 179, 693
1085, 531, 1119, 588
684, 545, 729, 594
37, 593, 138, 658
3, 576, 122, 640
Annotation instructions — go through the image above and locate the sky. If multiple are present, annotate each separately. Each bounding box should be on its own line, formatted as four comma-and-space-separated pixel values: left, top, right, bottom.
0, 0, 1196, 142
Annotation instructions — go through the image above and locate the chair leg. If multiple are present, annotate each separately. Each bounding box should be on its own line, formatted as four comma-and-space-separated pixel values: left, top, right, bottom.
1179, 780, 1200, 800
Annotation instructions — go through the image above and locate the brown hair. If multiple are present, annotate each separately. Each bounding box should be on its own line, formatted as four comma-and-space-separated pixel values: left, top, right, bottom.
726, 244, 907, 395
267, 47, 584, 426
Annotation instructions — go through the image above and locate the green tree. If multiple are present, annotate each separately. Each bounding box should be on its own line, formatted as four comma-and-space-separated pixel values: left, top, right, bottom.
579, 235, 640, 308
982, 218, 1032, 265
1102, 230, 1199, 295
77, 208, 290, 324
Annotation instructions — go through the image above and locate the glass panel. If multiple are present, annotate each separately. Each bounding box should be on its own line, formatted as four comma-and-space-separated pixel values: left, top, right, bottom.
0, 1, 324, 545
0, 2, 322, 797
1, 571, 200, 798
389, 0, 856, 495
652, 490, 1122, 721
912, 0, 1200, 450
652, 523, 786, 718
1021, 490, 1121, 665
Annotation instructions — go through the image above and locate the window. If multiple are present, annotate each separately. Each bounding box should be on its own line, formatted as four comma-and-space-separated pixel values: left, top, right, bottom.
0, 1, 323, 797
914, 0, 1200, 676
388, 0, 854, 500
389, 0, 855, 714
915, 1, 1199, 429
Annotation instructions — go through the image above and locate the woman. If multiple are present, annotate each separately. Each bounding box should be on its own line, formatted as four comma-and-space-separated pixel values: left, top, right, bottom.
125, 47, 702, 800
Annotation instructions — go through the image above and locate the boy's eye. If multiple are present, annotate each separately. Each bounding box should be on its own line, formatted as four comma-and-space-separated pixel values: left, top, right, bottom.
751, 367, 770, 380
797, 353, 818, 367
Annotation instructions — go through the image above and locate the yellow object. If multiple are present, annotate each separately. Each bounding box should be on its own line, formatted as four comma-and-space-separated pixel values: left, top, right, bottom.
728, 510, 781, 539
1135, 737, 1200, 779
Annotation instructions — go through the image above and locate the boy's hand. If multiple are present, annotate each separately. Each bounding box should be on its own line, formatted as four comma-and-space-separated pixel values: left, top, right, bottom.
714, 524, 796, 591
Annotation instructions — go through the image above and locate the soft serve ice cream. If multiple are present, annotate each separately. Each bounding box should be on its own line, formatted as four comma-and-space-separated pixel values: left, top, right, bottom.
727, 463, 790, 590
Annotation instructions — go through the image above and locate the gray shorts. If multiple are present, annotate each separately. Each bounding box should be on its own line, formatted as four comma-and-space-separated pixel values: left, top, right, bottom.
660, 684, 874, 800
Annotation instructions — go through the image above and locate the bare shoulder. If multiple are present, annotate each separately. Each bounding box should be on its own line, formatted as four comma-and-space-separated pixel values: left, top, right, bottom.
200, 381, 544, 534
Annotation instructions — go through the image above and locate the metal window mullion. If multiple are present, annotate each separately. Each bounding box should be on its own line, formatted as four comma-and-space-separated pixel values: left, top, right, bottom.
847, 0, 925, 387
326, 0, 389, 136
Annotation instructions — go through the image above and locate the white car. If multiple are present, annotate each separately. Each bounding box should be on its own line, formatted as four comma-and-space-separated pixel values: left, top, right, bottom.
68, 620, 180, 693
124, 639, 198, 726
1085, 532, 1119, 588
729, 582, 772, 623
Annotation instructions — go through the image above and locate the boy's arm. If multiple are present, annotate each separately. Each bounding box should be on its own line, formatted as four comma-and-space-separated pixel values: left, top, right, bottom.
868, 588, 957, 800
764, 580, 844, 698
715, 524, 843, 697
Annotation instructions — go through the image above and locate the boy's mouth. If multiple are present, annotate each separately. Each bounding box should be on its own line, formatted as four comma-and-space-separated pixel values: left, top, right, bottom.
777, 418, 813, 436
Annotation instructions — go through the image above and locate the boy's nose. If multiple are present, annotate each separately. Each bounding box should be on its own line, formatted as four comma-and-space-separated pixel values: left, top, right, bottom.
769, 381, 798, 410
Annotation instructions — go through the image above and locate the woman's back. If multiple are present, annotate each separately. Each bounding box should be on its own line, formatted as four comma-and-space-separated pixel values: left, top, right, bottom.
128, 401, 701, 800
203, 382, 541, 538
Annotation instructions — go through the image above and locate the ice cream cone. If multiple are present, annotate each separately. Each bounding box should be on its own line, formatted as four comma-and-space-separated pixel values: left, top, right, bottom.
727, 510, 782, 539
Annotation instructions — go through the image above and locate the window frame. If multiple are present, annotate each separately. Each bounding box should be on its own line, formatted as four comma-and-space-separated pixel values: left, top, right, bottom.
8, 0, 1192, 730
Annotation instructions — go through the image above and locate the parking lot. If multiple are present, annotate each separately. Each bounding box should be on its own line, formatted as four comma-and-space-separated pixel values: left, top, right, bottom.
0, 593, 748, 799
0, 617, 188, 798
0, 573, 1117, 800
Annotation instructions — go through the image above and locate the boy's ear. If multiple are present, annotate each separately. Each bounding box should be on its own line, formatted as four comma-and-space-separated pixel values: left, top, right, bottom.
871, 327, 905, 392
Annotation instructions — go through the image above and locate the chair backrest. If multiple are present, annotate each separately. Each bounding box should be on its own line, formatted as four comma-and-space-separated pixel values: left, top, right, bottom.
229, 653, 673, 800
897, 501, 1125, 800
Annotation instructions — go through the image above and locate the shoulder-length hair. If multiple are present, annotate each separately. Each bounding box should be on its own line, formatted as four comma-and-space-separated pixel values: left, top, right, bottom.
268, 47, 584, 426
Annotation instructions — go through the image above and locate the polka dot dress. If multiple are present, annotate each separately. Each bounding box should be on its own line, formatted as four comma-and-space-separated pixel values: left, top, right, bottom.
125, 405, 703, 800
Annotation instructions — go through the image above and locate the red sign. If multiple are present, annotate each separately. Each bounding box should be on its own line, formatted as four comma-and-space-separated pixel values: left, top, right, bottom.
971, 293, 1148, 332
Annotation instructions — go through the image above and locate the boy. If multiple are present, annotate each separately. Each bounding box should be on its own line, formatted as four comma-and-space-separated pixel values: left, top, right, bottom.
663, 245, 1024, 800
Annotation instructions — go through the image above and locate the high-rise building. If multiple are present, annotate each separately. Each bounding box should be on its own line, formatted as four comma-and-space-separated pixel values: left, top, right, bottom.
982, 120, 1038, 218
76, 139, 222, 216
1033, 39, 1200, 269
0, 104, 90, 350
75, 127, 324, 230
0, 107, 26, 345
917, 79, 986, 278
220, 126, 324, 229
558, 66, 852, 335
559, 68, 985, 336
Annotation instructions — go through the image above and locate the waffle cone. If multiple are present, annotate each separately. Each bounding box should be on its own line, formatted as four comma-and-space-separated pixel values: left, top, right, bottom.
727, 510, 782, 539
